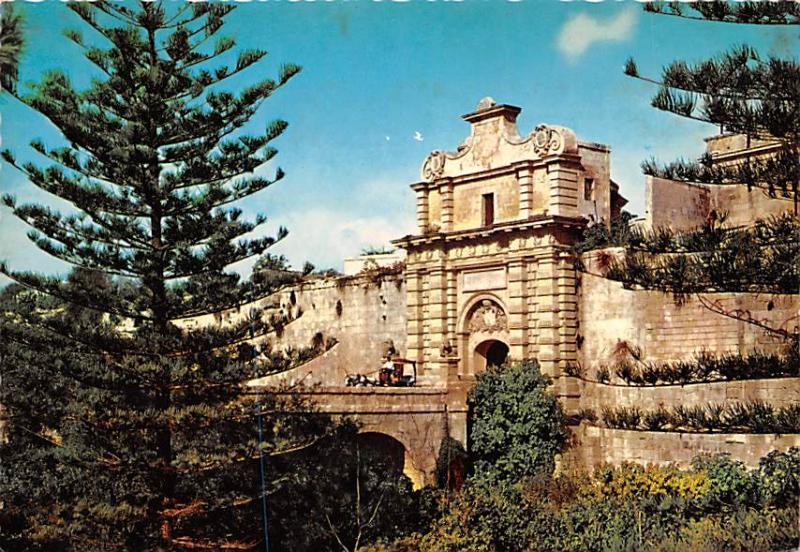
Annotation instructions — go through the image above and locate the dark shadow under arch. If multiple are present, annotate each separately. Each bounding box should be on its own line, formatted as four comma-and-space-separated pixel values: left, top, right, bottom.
474, 339, 509, 370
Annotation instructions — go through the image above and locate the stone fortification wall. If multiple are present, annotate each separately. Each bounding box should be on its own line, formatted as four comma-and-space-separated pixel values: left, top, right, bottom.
579, 378, 800, 412
576, 266, 795, 368
570, 425, 800, 468
645, 175, 793, 232
263, 274, 408, 387
572, 259, 798, 469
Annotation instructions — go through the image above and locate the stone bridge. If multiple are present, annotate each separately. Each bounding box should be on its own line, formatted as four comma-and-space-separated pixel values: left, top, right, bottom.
269, 386, 464, 488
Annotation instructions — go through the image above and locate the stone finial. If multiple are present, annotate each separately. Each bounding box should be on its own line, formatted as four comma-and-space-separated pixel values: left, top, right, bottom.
476, 96, 496, 111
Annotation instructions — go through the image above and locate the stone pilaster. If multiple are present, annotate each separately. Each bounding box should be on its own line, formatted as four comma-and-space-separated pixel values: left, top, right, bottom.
554, 249, 581, 407
517, 168, 534, 219
405, 268, 424, 365
531, 250, 561, 379
441, 181, 454, 232
547, 162, 580, 218
415, 185, 429, 233
426, 267, 448, 383
507, 260, 527, 361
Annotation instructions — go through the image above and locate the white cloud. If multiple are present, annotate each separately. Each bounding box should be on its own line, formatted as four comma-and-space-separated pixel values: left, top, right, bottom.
413, 131, 424, 142
268, 207, 415, 272
557, 8, 638, 61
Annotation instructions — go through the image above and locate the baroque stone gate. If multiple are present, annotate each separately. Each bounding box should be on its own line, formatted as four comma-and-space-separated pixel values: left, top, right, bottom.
251, 98, 797, 487
393, 96, 626, 410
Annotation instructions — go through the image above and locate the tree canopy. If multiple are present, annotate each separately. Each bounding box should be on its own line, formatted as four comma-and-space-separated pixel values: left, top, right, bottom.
625, 1, 799, 207
0, 3, 337, 549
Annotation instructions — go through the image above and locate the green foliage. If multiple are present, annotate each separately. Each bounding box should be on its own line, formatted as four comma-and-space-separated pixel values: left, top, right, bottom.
645, 2, 800, 26
0, 3, 24, 93
361, 246, 396, 256
434, 437, 470, 490
605, 348, 799, 386
574, 210, 636, 254
604, 214, 800, 302
267, 423, 423, 552
601, 401, 800, 434
467, 361, 567, 483
407, 453, 800, 552
0, 3, 335, 549
758, 446, 800, 507
691, 454, 759, 510
651, 507, 799, 552
629, 4, 800, 201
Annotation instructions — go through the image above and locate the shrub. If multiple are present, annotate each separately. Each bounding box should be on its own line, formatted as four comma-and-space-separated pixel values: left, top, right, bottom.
468, 361, 567, 483
643, 407, 671, 431
435, 437, 469, 491
758, 447, 800, 507
574, 408, 598, 424
601, 402, 800, 433
615, 361, 638, 385
407, 450, 799, 552
691, 454, 759, 510
596, 349, 797, 386
596, 365, 610, 383
652, 507, 799, 552
602, 406, 641, 429
775, 403, 800, 435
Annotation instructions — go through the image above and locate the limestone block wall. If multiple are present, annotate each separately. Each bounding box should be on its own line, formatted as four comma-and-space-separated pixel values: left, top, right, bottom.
645, 175, 793, 231
579, 378, 800, 412
576, 269, 796, 368
570, 425, 800, 468
210, 274, 407, 387
645, 176, 710, 232
572, 261, 798, 470
272, 275, 407, 386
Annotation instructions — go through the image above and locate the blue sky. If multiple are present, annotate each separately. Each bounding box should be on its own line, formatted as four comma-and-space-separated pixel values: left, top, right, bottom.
2, 1, 797, 279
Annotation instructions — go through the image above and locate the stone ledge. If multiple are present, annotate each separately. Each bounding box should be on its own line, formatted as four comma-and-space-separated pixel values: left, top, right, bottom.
269, 386, 449, 396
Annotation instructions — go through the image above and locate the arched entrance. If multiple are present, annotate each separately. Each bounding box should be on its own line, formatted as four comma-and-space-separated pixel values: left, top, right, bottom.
356, 432, 425, 489
475, 339, 509, 370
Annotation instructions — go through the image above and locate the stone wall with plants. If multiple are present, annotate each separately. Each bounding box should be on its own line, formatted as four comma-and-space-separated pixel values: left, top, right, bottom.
577, 377, 799, 412
576, 269, 795, 366
571, 425, 800, 468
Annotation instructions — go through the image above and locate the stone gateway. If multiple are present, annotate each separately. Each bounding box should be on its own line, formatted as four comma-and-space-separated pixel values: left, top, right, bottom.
247, 98, 798, 487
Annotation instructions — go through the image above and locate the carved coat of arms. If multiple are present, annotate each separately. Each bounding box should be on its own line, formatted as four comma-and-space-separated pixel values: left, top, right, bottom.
468, 300, 507, 333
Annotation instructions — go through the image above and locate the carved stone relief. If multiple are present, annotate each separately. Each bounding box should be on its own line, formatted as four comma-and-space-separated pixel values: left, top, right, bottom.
467, 299, 508, 333
532, 125, 565, 157
421, 150, 446, 181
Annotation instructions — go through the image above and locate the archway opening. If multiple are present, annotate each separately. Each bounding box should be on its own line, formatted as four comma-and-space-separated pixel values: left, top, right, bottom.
356, 432, 424, 489
475, 339, 509, 370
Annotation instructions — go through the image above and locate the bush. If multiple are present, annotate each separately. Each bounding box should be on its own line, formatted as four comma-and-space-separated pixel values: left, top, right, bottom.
434, 437, 469, 491
758, 447, 800, 507
691, 454, 760, 510
601, 349, 797, 386
652, 507, 799, 552
468, 361, 567, 483
408, 453, 800, 552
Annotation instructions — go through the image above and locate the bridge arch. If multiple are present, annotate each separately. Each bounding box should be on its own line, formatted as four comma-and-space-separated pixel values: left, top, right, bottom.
356, 431, 425, 489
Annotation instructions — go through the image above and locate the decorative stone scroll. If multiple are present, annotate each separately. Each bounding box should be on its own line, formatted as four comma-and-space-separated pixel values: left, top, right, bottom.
421, 150, 446, 181
532, 125, 565, 157
467, 300, 508, 333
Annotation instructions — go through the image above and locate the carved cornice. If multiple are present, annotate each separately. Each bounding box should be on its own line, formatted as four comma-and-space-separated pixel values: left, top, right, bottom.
392, 214, 586, 250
